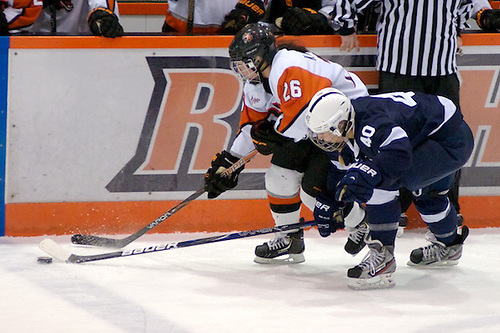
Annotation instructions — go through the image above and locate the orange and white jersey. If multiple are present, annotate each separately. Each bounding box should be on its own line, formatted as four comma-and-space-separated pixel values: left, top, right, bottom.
165, 0, 240, 34
229, 82, 277, 157
3, 0, 43, 31
269, 49, 368, 141
165, 0, 269, 35
28, 0, 119, 34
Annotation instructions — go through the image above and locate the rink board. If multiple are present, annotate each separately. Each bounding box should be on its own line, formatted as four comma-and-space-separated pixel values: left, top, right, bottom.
2, 34, 500, 236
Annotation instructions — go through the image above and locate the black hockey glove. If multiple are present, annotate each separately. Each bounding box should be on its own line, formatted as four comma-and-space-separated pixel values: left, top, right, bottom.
477, 9, 500, 31
204, 150, 243, 199
221, 0, 266, 35
336, 161, 382, 203
250, 119, 291, 156
43, 0, 73, 11
314, 194, 345, 237
0, 11, 8, 36
280, 7, 333, 35
88, 7, 124, 38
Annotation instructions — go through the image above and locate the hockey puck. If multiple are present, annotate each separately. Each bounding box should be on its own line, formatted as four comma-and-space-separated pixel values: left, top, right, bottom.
37, 256, 53, 264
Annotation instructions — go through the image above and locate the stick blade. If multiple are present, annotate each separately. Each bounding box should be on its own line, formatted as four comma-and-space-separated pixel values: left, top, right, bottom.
71, 234, 124, 248
39, 239, 72, 263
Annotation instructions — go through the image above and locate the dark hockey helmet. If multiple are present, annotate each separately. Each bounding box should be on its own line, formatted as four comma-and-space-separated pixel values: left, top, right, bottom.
229, 23, 277, 84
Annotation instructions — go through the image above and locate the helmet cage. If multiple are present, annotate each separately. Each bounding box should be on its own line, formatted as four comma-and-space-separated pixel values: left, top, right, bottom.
230, 58, 261, 84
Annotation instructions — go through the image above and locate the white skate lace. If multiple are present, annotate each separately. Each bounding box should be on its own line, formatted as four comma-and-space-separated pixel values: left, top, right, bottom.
349, 222, 368, 244
267, 237, 290, 250
359, 248, 385, 276
421, 242, 448, 261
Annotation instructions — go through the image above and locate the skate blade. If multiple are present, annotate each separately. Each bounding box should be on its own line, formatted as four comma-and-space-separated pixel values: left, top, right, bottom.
348, 273, 395, 290
407, 259, 459, 268
254, 253, 305, 265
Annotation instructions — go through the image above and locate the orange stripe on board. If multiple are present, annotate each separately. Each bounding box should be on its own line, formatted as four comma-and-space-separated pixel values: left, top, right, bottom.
5, 195, 500, 237
461, 33, 500, 46
9, 35, 383, 50
119, 3, 168, 15
9, 35, 234, 49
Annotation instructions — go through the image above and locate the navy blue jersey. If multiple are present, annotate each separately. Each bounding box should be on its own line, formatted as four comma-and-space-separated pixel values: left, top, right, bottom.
350, 92, 464, 188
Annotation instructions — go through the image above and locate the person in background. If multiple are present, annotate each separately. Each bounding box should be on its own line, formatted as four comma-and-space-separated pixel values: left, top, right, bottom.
162, 0, 338, 36
0, 0, 42, 35
204, 23, 369, 264
331, 0, 476, 236
162, 0, 267, 35
28, 0, 123, 38
473, 0, 500, 31
267, 0, 336, 35
305, 88, 474, 289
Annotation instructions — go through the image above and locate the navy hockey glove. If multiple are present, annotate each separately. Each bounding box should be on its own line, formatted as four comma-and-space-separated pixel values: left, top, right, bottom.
250, 119, 292, 156
204, 151, 243, 199
336, 161, 382, 203
279, 7, 333, 35
221, 0, 265, 35
314, 194, 345, 237
88, 7, 124, 38
477, 9, 500, 31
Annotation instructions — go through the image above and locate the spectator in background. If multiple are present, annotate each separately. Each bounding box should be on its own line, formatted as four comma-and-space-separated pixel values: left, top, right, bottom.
473, 0, 500, 31
162, 0, 267, 35
28, 0, 123, 38
1, 0, 43, 35
267, 0, 336, 35
331, 0, 476, 236
162, 0, 338, 36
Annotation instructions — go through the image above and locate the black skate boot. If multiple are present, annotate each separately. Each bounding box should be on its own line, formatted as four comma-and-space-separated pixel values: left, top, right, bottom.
344, 220, 368, 255
408, 225, 469, 267
254, 229, 305, 264
347, 237, 396, 290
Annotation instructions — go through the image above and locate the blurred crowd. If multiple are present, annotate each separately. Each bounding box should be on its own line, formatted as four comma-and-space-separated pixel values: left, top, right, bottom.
2, 0, 497, 38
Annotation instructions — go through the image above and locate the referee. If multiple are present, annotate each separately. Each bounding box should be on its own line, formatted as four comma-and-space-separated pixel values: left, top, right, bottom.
331, 0, 475, 231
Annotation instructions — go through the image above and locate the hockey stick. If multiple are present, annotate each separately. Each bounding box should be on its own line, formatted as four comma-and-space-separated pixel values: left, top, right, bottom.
187, 0, 195, 35
71, 150, 258, 248
40, 220, 316, 264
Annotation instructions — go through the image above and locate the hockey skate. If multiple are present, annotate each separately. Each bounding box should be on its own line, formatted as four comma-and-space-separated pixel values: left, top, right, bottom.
408, 225, 469, 267
396, 213, 408, 237
254, 229, 305, 264
344, 220, 369, 255
347, 238, 396, 290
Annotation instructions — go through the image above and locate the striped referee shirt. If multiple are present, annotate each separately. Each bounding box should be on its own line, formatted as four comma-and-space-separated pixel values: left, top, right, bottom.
332, 0, 474, 76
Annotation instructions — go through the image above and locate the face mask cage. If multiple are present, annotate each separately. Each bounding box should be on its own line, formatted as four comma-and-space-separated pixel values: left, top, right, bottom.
307, 119, 353, 152
230, 58, 261, 84
308, 129, 346, 152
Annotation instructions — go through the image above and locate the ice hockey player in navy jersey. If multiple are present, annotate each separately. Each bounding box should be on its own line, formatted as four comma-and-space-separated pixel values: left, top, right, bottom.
305, 88, 474, 290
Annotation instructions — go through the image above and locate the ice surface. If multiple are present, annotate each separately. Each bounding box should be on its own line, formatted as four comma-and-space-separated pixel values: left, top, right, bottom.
1, 228, 500, 333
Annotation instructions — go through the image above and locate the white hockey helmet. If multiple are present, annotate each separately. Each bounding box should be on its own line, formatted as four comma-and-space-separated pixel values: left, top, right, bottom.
304, 88, 354, 151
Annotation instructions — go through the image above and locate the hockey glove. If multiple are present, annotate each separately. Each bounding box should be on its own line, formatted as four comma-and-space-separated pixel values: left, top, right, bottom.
314, 194, 345, 237
280, 7, 333, 35
477, 9, 500, 31
250, 119, 291, 155
0, 11, 8, 36
336, 161, 382, 203
221, 0, 266, 35
88, 7, 124, 38
43, 0, 73, 11
204, 150, 243, 199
